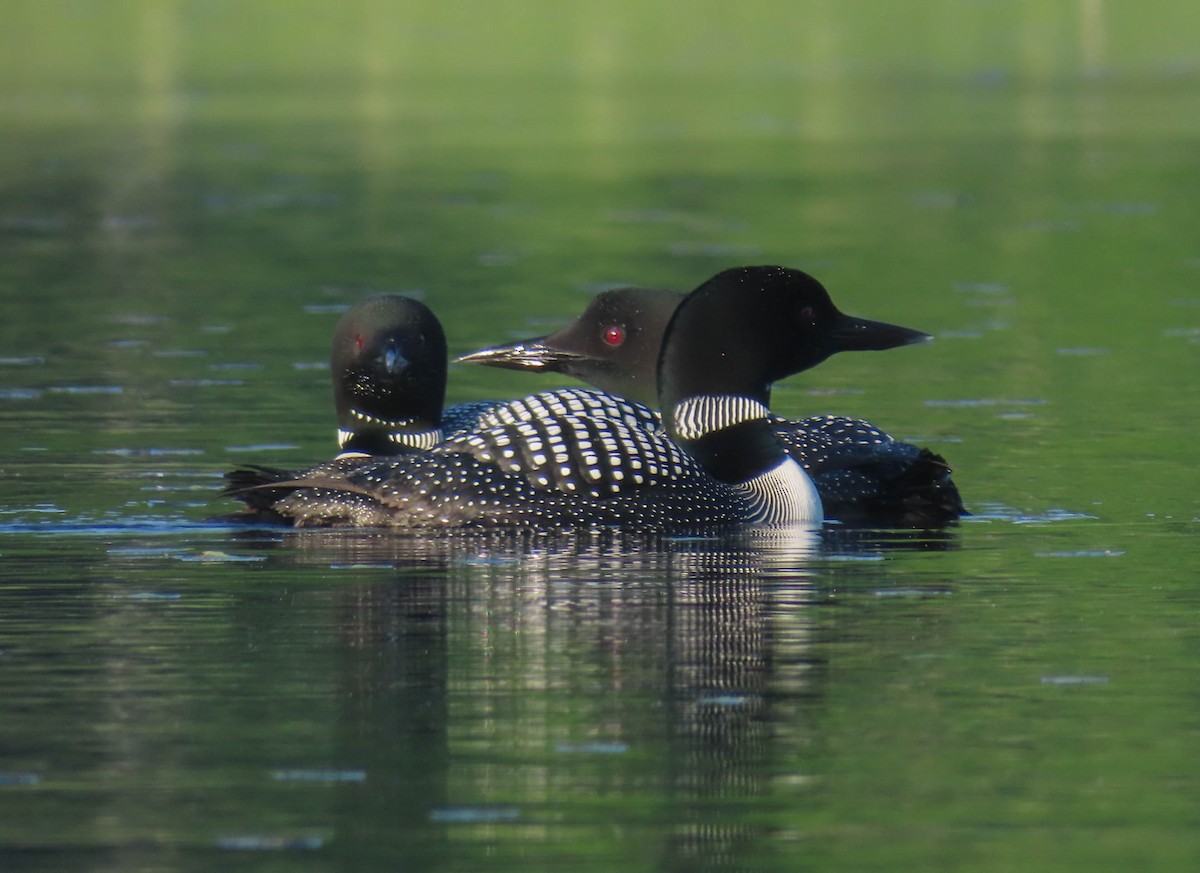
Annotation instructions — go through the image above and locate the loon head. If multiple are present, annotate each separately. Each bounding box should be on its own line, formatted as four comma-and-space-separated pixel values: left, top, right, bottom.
453, 286, 679, 408
658, 265, 930, 410
331, 294, 447, 455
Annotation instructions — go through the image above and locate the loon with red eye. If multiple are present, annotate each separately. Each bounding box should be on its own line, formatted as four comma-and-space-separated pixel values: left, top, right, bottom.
799, 305, 815, 323
602, 324, 626, 347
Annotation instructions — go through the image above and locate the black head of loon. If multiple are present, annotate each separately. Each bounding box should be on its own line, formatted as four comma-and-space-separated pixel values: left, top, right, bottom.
457, 267, 930, 408
332, 294, 447, 456
456, 286, 679, 407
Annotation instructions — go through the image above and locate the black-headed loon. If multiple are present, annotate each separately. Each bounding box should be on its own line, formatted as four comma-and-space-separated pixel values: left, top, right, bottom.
225, 266, 929, 530
225, 293, 494, 517
457, 283, 965, 526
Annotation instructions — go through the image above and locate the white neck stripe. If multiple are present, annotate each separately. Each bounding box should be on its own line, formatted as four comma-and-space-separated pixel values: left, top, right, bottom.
671, 395, 771, 441
337, 426, 442, 451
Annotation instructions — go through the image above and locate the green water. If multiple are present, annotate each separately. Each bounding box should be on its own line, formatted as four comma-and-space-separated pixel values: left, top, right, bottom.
2, 2, 1199, 870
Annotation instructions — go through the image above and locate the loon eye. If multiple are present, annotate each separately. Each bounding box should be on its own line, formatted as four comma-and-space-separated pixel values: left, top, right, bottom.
798, 305, 815, 324
602, 325, 626, 347
355, 333, 365, 352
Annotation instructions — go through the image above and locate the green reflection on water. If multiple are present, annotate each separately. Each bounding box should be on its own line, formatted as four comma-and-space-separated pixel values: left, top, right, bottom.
2, 2, 1199, 871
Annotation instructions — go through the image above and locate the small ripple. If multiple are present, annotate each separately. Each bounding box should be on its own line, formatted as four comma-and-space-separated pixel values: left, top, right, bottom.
218, 834, 326, 851
210, 362, 262, 371
111, 314, 169, 326
225, 443, 300, 452
0, 356, 44, 366
966, 504, 1098, 524
925, 398, 1046, 408
873, 587, 953, 598
303, 304, 348, 315
94, 448, 205, 457
0, 388, 41, 400
110, 592, 184, 601
554, 742, 628, 755
169, 378, 243, 387
0, 772, 40, 785
177, 551, 266, 563
1056, 347, 1110, 356
48, 385, 124, 395
293, 361, 328, 370
478, 250, 519, 267
0, 517, 215, 537
1035, 549, 1124, 558
458, 554, 524, 567
272, 769, 367, 783
696, 693, 760, 707
0, 504, 65, 515
153, 349, 208, 358
1095, 201, 1157, 215
107, 545, 182, 557
430, 806, 520, 824
1041, 675, 1109, 686
802, 388, 864, 397
102, 214, 157, 231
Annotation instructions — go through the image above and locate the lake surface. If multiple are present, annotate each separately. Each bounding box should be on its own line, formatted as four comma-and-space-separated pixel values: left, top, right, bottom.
2, 2, 1199, 871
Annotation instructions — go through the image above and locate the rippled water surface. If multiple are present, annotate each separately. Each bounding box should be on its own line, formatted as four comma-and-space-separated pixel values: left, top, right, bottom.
2, 3, 1199, 871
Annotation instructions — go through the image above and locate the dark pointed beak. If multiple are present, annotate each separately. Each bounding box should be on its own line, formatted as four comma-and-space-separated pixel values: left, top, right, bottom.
454, 338, 586, 372
829, 312, 932, 352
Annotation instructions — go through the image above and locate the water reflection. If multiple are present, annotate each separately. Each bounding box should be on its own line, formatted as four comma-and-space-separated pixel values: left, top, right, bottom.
205, 526, 949, 868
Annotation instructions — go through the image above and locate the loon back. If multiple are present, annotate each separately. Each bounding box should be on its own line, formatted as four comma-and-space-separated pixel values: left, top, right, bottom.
265, 388, 755, 529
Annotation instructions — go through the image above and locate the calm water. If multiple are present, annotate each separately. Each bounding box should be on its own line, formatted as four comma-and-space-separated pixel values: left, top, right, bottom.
2, 2, 1199, 871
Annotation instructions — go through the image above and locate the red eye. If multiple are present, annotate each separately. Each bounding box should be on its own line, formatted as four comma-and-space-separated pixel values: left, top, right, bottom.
799, 306, 815, 323
355, 334, 364, 352
602, 325, 626, 347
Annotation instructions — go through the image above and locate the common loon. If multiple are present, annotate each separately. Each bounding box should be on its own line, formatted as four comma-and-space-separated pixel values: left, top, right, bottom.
456, 285, 964, 526
225, 266, 928, 530
225, 293, 493, 516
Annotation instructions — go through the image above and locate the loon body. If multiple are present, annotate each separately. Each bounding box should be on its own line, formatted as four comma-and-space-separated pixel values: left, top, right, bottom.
225, 267, 929, 530
457, 285, 964, 526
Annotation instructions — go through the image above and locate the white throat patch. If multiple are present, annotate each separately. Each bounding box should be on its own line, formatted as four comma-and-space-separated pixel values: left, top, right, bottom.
741, 456, 823, 526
